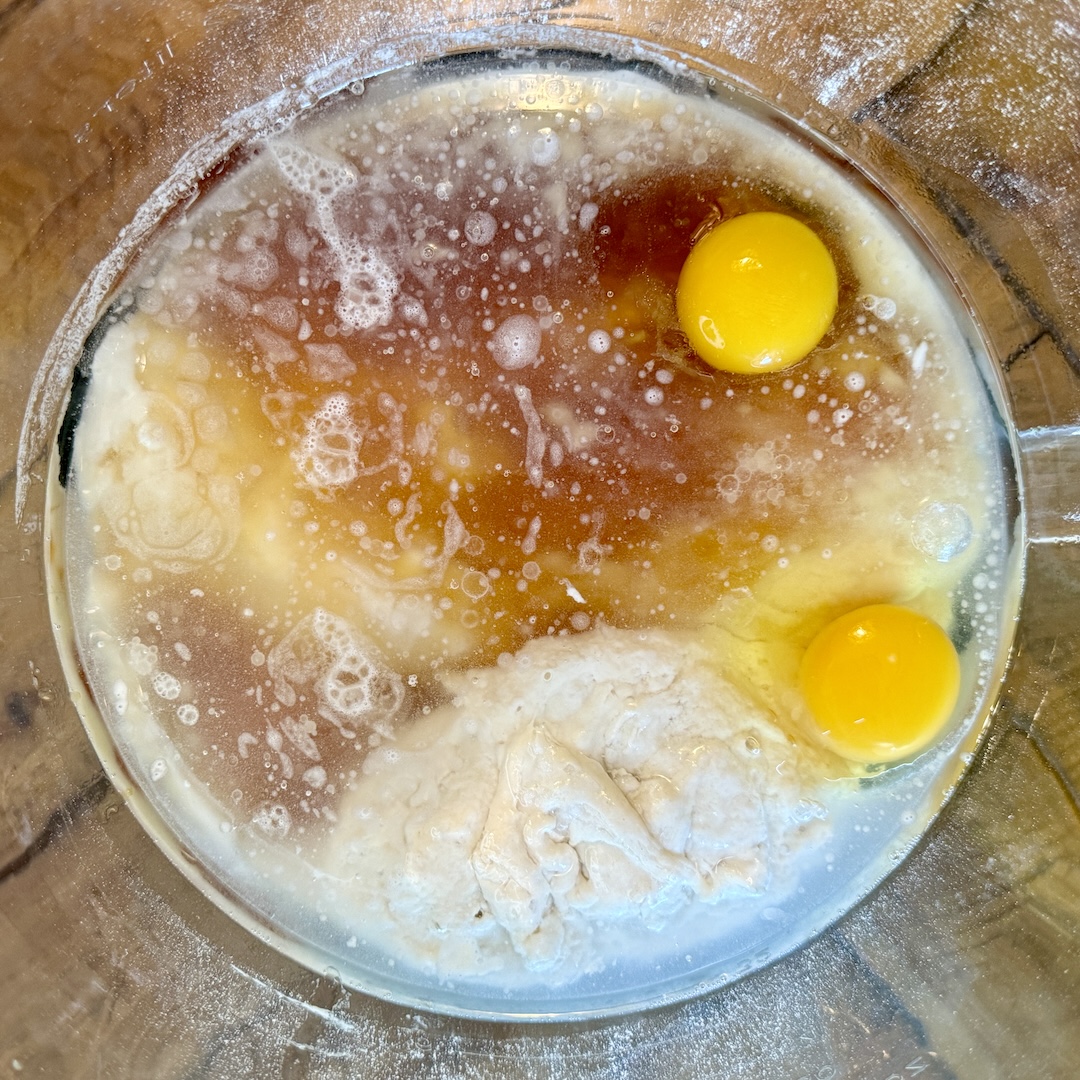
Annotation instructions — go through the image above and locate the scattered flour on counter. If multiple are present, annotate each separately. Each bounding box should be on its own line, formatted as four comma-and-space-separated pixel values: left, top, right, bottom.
321, 624, 829, 979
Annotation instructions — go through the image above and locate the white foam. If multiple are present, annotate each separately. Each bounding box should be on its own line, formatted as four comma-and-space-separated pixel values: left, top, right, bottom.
267, 608, 405, 736
271, 140, 358, 200
334, 242, 398, 330
292, 392, 362, 492
530, 130, 562, 167
465, 211, 497, 246
304, 342, 357, 382
490, 314, 542, 370
578, 202, 599, 230
514, 385, 547, 488
588, 330, 612, 355
271, 141, 398, 331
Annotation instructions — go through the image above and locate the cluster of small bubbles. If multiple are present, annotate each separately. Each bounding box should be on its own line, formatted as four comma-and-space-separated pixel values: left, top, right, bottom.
149, 759, 167, 781
271, 141, 400, 331
335, 245, 398, 330
128, 639, 159, 676
843, 371, 866, 393
716, 442, 792, 506
222, 247, 279, 292
644, 387, 664, 406
861, 294, 897, 320
177, 703, 199, 726
152, 671, 182, 700
293, 393, 362, 492
267, 608, 405, 733
253, 801, 292, 838
912, 501, 973, 562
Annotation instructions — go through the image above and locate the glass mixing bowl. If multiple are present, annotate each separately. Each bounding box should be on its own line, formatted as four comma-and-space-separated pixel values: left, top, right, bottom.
3, 0, 1079, 1075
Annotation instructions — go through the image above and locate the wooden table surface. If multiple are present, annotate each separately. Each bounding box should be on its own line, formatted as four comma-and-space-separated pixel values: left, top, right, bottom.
2, 1, 1079, 1076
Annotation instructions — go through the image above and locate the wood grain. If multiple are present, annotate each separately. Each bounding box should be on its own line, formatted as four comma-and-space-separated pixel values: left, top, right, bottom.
2, 0, 1079, 1076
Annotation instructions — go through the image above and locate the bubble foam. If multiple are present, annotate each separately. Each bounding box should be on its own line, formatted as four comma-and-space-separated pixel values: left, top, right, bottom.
490, 314, 542, 370
267, 608, 405, 736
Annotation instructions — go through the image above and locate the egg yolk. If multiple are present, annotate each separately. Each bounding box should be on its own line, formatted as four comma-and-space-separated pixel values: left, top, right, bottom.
798, 604, 961, 765
675, 211, 838, 374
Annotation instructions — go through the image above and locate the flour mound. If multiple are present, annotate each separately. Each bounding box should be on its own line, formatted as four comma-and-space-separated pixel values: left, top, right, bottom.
321, 625, 828, 979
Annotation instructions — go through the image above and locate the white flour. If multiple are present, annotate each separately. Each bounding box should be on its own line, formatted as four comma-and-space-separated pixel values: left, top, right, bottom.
322, 624, 828, 979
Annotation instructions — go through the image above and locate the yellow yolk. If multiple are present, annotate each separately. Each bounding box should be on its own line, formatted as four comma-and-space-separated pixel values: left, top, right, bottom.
798, 604, 961, 765
676, 211, 838, 374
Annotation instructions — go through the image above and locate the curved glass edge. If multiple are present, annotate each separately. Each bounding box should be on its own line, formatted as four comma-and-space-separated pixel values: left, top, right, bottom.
38, 26, 1027, 1023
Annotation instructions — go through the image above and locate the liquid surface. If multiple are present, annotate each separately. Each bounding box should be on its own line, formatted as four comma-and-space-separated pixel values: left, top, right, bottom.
55, 60, 1012, 1005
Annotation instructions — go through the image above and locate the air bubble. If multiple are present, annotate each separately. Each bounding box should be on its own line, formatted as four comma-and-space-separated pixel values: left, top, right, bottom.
267, 608, 405, 734
462, 569, 492, 600
530, 130, 561, 167
587, 330, 611, 354
862, 294, 897, 320
912, 502, 973, 562
253, 802, 292, 838
490, 314, 542, 370
464, 211, 497, 246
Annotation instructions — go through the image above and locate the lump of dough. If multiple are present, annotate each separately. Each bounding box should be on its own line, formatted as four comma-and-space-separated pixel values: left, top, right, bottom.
319, 624, 829, 980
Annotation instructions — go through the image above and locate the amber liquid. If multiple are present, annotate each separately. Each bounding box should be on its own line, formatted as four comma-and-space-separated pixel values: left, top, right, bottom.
68, 67, 981, 847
